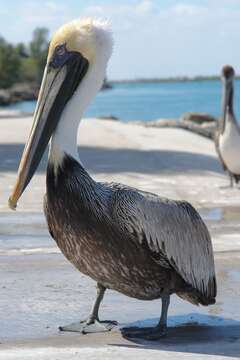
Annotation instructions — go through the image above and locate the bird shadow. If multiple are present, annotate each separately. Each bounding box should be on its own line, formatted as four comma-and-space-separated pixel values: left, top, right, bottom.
0, 143, 222, 174
111, 313, 240, 358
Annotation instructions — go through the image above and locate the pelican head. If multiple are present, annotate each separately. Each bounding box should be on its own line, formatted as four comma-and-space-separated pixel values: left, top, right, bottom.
221, 65, 235, 84
221, 65, 235, 133
8, 18, 113, 210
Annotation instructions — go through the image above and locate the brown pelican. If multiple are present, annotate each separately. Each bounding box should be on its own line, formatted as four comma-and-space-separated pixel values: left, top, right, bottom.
215, 65, 240, 187
8, 18, 216, 340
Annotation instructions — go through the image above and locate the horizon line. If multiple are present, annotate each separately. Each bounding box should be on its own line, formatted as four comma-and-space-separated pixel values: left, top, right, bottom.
108, 75, 240, 83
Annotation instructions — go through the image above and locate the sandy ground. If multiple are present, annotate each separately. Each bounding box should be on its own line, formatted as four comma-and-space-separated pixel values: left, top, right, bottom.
1, 115, 240, 359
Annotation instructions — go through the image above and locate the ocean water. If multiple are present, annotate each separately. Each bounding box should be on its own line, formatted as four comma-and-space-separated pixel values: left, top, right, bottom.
3, 80, 240, 122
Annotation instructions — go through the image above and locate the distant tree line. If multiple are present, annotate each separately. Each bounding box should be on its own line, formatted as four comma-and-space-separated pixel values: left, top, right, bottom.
0, 28, 49, 89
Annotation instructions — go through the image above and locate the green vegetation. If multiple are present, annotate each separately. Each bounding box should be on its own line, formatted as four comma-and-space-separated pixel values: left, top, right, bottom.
0, 28, 49, 89
0, 37, 21, 88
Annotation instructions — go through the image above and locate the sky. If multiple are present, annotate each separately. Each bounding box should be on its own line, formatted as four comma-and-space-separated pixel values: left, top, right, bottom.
0, 0, 239, 80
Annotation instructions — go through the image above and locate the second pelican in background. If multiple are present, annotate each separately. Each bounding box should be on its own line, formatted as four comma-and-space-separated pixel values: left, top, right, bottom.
215, 65, 240, 187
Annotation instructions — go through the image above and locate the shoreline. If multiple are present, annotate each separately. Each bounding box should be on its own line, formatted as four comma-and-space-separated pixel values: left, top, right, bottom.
112, 77, 240, 83
0, 109, 217, 140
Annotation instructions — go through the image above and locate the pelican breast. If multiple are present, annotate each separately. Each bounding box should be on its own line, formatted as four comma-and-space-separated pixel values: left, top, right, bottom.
219, 116, 240, 174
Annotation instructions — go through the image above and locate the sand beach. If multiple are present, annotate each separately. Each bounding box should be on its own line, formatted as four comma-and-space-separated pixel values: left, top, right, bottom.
1, 113, 240, 359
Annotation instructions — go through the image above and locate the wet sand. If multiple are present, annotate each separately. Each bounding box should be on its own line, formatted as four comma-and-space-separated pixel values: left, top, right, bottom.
1, 115, 240, 359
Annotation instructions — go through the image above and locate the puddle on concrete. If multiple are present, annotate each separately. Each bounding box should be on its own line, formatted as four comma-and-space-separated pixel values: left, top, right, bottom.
200, 208, 223, 221
199, 206, 240, 223
228, 270, 240, 282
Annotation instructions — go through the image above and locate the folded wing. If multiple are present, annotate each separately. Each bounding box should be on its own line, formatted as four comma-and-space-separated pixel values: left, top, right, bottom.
111, 188, 216, 300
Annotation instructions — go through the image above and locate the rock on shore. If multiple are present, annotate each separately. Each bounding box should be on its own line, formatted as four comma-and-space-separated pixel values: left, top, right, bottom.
143, 112, 218, 139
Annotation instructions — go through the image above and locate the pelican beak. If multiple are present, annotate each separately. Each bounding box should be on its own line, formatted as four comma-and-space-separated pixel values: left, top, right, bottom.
8, 49, 89, 210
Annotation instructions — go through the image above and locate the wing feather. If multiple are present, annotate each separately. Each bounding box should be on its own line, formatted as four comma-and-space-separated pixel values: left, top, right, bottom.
112, 188, 216, 299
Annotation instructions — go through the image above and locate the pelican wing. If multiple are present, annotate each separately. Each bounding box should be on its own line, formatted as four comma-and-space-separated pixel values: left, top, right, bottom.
111, 187, 216, 299
214, 129, 227, 171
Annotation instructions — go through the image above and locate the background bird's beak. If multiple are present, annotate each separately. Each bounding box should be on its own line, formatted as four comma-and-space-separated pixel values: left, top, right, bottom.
8, 51, 89, 210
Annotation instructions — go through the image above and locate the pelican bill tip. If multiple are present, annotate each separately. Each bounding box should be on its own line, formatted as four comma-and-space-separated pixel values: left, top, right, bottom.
8, 196, 17, 211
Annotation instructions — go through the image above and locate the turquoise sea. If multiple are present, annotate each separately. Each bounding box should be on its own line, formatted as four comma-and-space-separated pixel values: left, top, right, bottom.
3, 80, 240, 122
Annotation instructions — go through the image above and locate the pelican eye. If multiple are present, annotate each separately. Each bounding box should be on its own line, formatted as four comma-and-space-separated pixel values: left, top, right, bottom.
56, 44, 67, 56
50, 43, 69, 69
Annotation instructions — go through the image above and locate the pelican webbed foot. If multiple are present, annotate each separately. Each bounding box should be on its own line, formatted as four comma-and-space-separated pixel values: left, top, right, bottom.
59, 318, 118, 333
122, 324, 167, 340
59, 283, 117, 334
122, 295, 170, 341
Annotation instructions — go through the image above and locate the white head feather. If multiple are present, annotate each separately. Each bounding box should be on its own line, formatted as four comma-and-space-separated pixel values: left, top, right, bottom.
49, 17, 113, 166
49, 17, 113, 66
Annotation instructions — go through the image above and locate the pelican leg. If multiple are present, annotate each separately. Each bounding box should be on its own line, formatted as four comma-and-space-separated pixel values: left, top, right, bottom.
59, 283, 117, 333
229, 173, 234, 188
122, 295, 170, 340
